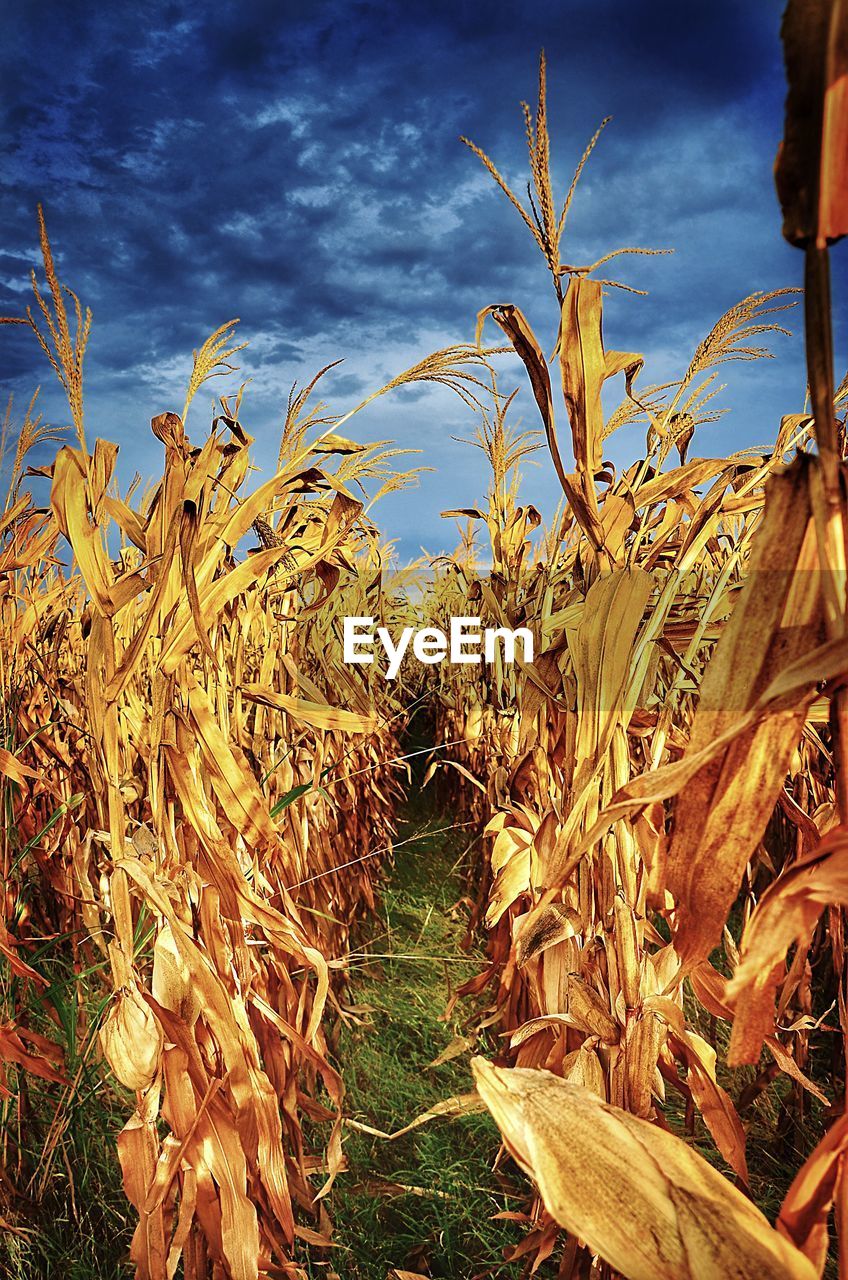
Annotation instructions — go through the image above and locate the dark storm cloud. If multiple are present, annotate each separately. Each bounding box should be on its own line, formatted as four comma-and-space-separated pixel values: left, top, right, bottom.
1, 0, 840, 556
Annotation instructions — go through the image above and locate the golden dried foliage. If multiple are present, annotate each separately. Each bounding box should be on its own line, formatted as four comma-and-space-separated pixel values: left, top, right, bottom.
3, 11, 848, 1280
424, 14, 848, 1278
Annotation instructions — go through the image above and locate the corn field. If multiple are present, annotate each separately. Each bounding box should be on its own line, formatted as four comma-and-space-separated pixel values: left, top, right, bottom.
2, 3, 848, 1278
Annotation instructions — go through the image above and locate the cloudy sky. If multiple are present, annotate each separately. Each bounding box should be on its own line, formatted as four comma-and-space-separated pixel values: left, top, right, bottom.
2, 1, 844, 559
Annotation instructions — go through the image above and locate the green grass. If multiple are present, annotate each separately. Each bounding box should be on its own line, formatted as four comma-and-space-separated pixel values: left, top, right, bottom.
0, 945, 134, 1280
316, 795, 537, 1280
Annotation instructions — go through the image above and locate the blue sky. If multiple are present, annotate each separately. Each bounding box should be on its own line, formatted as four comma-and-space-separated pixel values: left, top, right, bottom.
2, 1, 843, 559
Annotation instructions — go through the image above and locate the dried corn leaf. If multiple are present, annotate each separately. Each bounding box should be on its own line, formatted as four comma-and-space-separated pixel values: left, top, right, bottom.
0, 747, 38, 785
558, 277, 642, 479
727, 826, 848, 1064
673, 1030, 748, 1185
777, 1111, 848, 1272
241, 683, 377, 734
472, 1058, 817, 1280
664, 456, 825, 962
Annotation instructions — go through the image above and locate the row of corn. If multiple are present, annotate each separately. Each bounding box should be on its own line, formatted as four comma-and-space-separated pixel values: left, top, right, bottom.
421, 15, 848, 1276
